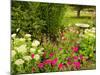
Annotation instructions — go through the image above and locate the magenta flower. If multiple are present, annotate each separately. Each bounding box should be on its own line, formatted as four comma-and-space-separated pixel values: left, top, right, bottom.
73, 62, 81, 69
49, 52, 54, 57
44, 59, 52, 65
51, 58, 58, 66
31, 54, 34, 59
67, 57, 71, 61
58, 63, 63, 70
79, 55, 83, 60
38, 63, 44, 69
67, 61, 71, 65
74, 56, 78, 60
59, 48, 62, 51
72, 46, 79, 52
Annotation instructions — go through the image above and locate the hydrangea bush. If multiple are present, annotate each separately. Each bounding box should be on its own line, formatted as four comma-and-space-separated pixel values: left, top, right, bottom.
11, 33, 44, 74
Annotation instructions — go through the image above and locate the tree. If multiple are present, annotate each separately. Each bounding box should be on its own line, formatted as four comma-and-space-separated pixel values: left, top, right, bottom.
69, 5, 96, 17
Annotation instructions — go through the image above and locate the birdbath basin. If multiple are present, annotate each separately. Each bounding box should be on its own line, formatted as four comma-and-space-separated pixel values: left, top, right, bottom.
75, 23, 90, 34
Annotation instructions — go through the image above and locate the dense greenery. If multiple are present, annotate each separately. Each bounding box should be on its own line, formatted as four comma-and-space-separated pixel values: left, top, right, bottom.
11, 1, 66, 42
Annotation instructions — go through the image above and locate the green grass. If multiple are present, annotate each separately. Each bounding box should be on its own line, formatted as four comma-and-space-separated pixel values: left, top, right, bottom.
62, 8, 95, 27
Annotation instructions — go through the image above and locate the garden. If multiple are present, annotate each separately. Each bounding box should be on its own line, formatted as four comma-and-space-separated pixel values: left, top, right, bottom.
11, 1, 96, 75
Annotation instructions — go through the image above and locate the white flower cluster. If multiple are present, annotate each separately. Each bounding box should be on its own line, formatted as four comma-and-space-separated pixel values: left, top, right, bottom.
12, 50, 16, 58
25, 34, 31, 40
34, 54, 40, 61
11, 33, 44, 67
32, 40, 40, 47
83, 27, 96, 38
11, 34, 16, 38
23, 56, 32, 61
30, 48, 36, 53
30, 47, 44, 61
16, 44, 27, 54
15, 59, 24, 66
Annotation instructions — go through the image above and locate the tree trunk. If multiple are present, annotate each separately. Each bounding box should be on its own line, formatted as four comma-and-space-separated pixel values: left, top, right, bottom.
77, 9, 81, 17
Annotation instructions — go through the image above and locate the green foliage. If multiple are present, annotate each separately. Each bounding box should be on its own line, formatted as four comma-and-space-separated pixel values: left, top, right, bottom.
11, 1, 66, 41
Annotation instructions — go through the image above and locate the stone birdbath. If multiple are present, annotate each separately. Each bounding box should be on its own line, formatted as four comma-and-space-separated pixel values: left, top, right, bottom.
75, 23, 90, 34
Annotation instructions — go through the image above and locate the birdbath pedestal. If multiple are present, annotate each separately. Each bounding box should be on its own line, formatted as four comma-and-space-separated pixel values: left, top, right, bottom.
75, 23, 90, 34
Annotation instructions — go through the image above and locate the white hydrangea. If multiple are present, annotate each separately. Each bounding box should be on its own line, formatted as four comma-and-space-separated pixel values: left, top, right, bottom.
34, 54, 40, 61
38, 48, 44, 54
84, 29, 90, 33
16, 44, 27, 54
32, 40, 40, 47
40, 48, 44, 51
16, 28, 20, 32
91, 27, 96, 33
15, 59, 24, 66
11, 34, 16, 38
25, 34, 31, 38
30, 48, 36, 53
19, 38, 26, 42
38, 50, 44, 55
12, 50, 16, 58
23, 56, 32, 61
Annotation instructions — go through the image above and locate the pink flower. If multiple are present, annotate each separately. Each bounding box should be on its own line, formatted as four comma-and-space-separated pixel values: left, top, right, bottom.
72, 46, 79, 52
67, 61, 71, 65
31, 54, 34, 59
74, 56, 78, 60
51, 58, 58, 66
58, 63, 63, 70
73, 62, 81, 69
44, 59, 52, 65
59, 48, 62, 51
49, 53, 54, 57
79, 55, 83, 60
38, 63, 44, 69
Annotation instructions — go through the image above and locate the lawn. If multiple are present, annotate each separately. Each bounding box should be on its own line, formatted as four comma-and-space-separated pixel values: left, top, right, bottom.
62, 6, 95, 27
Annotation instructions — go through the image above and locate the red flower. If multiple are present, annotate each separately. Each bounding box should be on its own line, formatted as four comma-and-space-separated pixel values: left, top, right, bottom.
32, 67, 35, 72
31, 54, 34, 59
49, 52, 54, 57
72, 46, 79, 52
38, 63, 44, 69
51, 58, 58, 66
73, 62, 81, 69
58, 63, 63, 70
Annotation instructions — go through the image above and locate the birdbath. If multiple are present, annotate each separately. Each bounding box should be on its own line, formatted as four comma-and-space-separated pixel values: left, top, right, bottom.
75, 23, 90, 34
